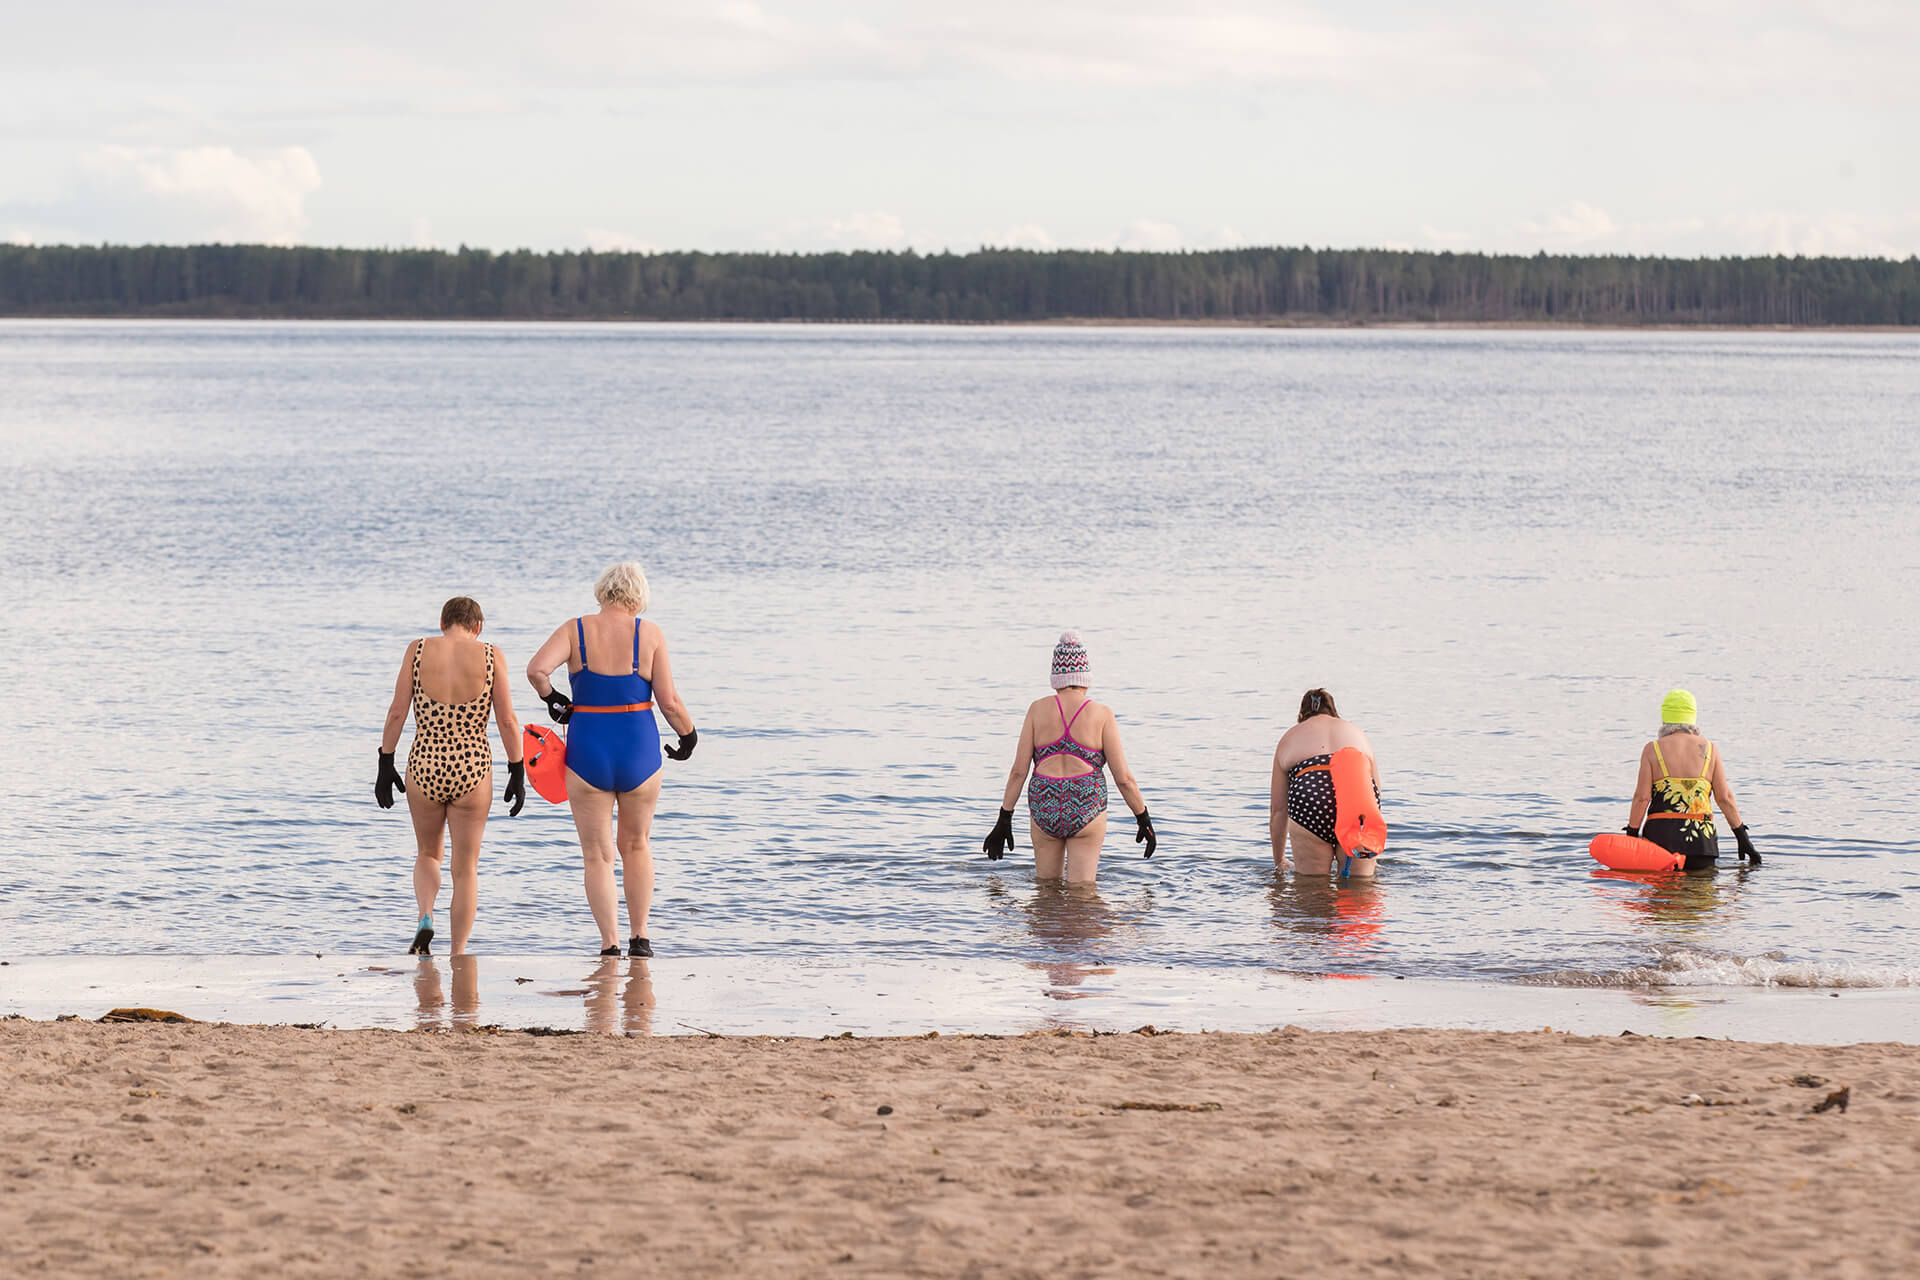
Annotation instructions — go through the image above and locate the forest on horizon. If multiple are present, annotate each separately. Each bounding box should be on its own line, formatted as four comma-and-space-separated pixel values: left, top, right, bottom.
2, 242, 1916, 326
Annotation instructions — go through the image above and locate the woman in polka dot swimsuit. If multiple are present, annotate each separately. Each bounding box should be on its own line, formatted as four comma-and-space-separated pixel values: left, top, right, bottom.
1269, 689, 1383, 878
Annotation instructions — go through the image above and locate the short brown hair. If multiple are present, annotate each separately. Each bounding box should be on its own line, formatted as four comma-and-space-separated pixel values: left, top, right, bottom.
1298, 688, 1338, 722
440, 596, 484, 631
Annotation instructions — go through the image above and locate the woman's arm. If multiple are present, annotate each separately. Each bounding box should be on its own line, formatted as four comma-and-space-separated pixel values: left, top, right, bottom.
649, 631, 694, 737
1269, 743, 1289, 862
1709, 747, 1744, 828
380, 642, 415, 752
998, 707, 1035, 809
525, 623, 573, 699
491, 645, 524, 763
1628, 744, 1654, 828
1102, 710, 1147, 815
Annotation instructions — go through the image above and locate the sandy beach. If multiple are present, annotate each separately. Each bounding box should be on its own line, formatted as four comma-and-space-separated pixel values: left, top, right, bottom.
3, 1021, 1913, 1277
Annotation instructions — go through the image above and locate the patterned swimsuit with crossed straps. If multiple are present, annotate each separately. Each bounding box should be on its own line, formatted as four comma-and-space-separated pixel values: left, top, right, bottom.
1027, 694, 1108, 840
1644, 738, 1719, 867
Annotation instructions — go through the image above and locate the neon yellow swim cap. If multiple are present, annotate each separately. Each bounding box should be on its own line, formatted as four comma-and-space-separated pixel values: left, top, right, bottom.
1661, 688, 1697, 724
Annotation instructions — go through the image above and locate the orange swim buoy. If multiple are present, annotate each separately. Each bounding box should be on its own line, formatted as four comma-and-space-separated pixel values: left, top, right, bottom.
523, 725, 568, 804
1328, 746, 1387, 861
1587, 832, 1684, 873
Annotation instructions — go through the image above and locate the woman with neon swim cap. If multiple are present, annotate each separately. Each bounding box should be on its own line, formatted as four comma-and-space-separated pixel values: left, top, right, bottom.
981, 631, 1156, 883
374, 595, 526, 956
1269, 689, 1383, 878
1624, 689, 1760, 870
526, 562, 697, 958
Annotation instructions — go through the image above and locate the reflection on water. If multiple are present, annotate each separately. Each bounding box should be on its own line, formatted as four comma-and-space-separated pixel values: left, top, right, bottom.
1268, 872, 1386, 964
1587, 866, 1753, 933
412, 954, 656, 1033
581, 957, 655, 1036
412, 956, 481, 1030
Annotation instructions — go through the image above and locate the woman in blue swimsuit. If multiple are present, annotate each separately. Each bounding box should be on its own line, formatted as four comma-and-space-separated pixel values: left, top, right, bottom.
981, 631, 1155, 883
527, 562, 697, 957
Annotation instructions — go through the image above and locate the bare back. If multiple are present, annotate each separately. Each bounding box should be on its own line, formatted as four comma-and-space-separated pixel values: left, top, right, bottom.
415, 634, 493, 705
1028, 691, 1108, 779
569, 611, 667, 681
1275, 714, 1374, 771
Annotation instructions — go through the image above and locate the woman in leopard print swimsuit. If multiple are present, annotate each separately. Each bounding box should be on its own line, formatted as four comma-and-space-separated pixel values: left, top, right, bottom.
376, 596, 526, 955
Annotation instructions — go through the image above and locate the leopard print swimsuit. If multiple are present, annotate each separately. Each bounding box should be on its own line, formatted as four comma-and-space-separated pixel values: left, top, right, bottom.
404, 639, 495, 804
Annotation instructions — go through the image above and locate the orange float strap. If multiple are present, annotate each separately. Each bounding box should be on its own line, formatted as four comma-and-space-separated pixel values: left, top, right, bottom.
522, 724, 568, 804
570, 701, 655, 714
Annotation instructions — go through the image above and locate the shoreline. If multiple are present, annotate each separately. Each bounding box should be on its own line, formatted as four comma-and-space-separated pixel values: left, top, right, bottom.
1, 312, 1916, 332
6, 955, 1917, 1044
3, 1020, 1911, 1276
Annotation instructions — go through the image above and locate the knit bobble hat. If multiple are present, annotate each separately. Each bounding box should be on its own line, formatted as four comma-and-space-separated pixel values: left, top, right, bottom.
1050, 630, 1091, 689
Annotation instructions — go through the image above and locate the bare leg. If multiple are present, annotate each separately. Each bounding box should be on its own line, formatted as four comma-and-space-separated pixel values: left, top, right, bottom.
567, 770, 620, 950
1062, 812, 1107, 884
615, 772, 663, 940
442, 779, 490, 954
1029, 823, 1067, 880
1288, 821, 1377, 879
405, 785, 449, 921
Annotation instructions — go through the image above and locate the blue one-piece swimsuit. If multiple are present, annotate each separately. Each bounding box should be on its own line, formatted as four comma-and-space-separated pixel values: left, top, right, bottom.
565, 617, 663, 792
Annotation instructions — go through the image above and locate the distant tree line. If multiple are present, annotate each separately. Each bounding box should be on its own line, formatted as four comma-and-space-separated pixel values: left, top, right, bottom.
2, 242, 1916, 325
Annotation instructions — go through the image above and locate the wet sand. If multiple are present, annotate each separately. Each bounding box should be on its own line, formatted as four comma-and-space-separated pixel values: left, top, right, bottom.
3, 1021, 1915, 1277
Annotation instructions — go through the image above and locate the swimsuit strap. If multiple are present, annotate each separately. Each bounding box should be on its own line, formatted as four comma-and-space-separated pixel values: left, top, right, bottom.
1698, 742, 1711, 781
1062, 696, 1090, 738
483, 643, 495, 695
411, 638, 425, 692
1652, 740, 1669, 780
632, 618, 641, 675
575, 617, 588, 669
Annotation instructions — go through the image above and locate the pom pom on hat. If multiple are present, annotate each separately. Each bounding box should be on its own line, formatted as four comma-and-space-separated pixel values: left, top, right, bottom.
1050, 630, 1091, 689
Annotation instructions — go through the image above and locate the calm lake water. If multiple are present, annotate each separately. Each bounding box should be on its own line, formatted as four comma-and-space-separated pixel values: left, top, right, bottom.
3, 320, 1917, 993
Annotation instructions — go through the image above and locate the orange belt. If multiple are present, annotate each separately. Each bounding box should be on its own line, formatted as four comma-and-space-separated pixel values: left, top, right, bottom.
1645, 812, 1710, 821
571, 701, 654, 714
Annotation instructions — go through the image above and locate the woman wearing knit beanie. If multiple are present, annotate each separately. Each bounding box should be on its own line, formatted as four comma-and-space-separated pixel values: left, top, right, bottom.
1621, 688, 1761, 870
981, 631, 1156, 882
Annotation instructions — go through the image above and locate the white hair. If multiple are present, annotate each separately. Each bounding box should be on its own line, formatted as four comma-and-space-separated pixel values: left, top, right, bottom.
1658, 722, 1700, 738
593, 561, 651, 613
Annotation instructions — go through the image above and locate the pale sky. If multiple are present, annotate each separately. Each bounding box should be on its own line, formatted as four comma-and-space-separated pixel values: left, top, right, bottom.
2, 1, 1915, 257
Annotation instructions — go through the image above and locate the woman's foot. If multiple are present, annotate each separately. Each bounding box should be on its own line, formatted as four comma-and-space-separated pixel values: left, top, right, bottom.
629, 936, 653, 959
599, 943, 622, 957
408, 913, 434, 956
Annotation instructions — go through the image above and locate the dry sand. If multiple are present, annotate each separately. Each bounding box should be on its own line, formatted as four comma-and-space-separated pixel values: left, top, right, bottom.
2, 1020, 1914, 1277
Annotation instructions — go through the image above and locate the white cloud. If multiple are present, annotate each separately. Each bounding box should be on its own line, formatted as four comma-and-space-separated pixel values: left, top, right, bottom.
1420, 224, 1474, 249
1521, 202, 1618, 247
1118, 218, 1183, 251
583, 227, 659, 253
997, 223, 1056, 249
409, 216, 436, 249
1719, 211, 1916, 258
824, 210, 909, 248
6, 229, 31, 246
70, 145, 321, 244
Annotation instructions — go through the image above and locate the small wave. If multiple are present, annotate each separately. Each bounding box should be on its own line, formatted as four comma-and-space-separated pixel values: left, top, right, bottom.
1524, 946, 1920, 990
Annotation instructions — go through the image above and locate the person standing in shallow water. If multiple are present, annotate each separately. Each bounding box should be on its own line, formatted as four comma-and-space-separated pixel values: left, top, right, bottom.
526, 562, 697, 959
982, 631, 1156, 883
375, 596, 526, 956
1269, 688, 1382, 878
1626, 688, 1761, 870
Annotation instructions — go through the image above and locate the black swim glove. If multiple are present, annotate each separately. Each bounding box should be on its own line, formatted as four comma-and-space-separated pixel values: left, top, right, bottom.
375, 750, 405, 809
665, 728, 698, 761
504, 760, 526, 817
1624, 825, 1641, 840
1733, 824, 1760, 866
983, 808, 1015, 860
542, 688, 573, 724
1134, 807, 1157, 858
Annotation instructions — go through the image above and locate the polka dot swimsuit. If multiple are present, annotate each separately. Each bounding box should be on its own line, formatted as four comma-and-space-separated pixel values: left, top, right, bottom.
404, 639, 494, 805
1285, 754, 1379, 846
